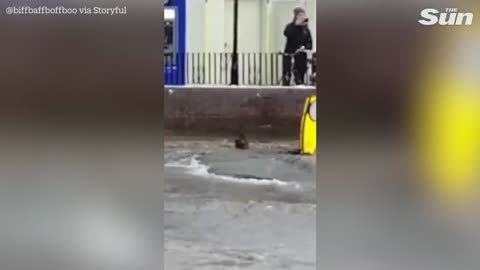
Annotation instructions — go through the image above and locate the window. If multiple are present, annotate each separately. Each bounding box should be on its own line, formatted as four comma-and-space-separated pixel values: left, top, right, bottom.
164, 20, 174, 52
164, 8, 176, 65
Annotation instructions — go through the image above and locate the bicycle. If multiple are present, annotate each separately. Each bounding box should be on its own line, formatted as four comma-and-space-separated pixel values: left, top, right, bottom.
308, 52, 316, 85
278, 46, 315, 86
278, 46, 304, 86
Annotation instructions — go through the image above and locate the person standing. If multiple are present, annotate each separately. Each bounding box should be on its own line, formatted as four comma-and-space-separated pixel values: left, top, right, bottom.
282, 7, 313, 85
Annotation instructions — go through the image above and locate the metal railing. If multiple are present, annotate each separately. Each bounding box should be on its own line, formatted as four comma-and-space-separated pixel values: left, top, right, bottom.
164, 52, 315, 86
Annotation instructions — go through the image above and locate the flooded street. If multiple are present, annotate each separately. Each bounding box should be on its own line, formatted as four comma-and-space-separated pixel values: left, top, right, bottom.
164, 138, 316, 269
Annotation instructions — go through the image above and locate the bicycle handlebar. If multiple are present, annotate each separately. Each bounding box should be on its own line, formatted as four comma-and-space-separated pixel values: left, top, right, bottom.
279, 46, 315, 57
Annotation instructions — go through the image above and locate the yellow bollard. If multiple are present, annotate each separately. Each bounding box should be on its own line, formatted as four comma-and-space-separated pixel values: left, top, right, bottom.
414, 21, 480, 207
417, 77, 480, 204
300, 95, 316, 155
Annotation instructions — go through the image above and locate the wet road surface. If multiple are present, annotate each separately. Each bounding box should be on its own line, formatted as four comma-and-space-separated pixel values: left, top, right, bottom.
164, 137, 316, 270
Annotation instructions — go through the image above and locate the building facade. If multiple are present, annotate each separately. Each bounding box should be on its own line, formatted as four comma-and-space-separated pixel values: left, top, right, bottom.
187, 0, 316, 53
164, 0, 317, 85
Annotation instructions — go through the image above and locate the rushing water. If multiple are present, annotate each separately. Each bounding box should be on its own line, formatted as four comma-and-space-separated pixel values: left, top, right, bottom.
164, 138, 316, 270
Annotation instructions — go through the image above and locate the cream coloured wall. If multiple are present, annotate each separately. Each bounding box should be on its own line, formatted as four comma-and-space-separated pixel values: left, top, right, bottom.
186, 0, 316, 53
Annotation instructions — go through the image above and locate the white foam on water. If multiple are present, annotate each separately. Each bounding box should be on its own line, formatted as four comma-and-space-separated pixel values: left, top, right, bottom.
165, 155, 300, 189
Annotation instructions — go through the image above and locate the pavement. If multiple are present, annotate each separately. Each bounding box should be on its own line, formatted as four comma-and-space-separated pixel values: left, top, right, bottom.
164, 137, 316, 270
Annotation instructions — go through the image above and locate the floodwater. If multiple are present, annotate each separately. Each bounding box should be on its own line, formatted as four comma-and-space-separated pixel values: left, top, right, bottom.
164, 137, 316, 270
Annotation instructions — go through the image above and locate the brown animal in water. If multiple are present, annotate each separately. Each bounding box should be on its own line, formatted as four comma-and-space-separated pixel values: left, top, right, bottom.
234, 133, 249, 150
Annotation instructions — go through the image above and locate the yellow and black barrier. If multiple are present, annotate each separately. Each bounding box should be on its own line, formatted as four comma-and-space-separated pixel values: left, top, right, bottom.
300, 95, 316, 155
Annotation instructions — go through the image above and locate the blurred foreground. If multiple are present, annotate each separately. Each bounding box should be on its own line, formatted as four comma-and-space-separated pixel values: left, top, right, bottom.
0, 128, 162, 270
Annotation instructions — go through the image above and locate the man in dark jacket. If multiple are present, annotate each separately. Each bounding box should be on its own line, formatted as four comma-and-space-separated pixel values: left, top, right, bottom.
282, 7, 313, 85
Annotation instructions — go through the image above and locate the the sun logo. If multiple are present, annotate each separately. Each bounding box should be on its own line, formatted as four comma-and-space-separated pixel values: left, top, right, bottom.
419, 8, 474, 26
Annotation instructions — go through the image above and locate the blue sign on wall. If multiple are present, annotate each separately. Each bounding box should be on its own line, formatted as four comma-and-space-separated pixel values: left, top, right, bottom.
164, 0, 186, 85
